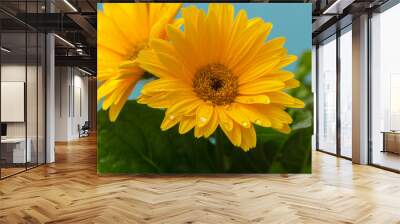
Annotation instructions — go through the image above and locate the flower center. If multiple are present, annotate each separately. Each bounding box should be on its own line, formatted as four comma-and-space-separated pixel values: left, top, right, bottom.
193, 63, 238, 105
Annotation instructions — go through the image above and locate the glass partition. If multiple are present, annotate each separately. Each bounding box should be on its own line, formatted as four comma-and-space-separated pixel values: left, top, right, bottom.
27, 31, 38, 169
1, 30, 28, 177
317, 35, 337, 154
0, 1, 46, 179
371, 4, 400, 171
38, 32, 45, 165
339, 27, 352, 158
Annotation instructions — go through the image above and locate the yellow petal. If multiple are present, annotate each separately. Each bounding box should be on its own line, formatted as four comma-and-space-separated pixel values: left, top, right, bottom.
230, 22, 273, 75
285, 79, 301, 89
238, 80, 285, 95
138, 93, 171, 109
263, 37, 286, 53
220, 122, 242, 146
149, 16, 168, 38
98, 80, 118, 102
277, 55, 297, 69
196, 103, 214, 127
166, 25, 199, 69
262, 105, 293, 124
291, 98, 306, 108
237, 58, 280, 85
108, 82, 136, 122
137, 49, 179, 79
268, 92, 305, 108
277, 124, 291, 134
262, 71, 295, 81
239, 125, 256, 151
202, 111, 218, 138
161, 114, 180, 131
235, 95, 270, 104
155, 52, 192, 83
194, 125, 205, 138
238, 104, 272, 128
166, 98, 202, 117
225, 103, 251, 128
151, 39, 196, 76
141, 79, 189, 95
216, 106, 233, 131
179, 116, 196, 134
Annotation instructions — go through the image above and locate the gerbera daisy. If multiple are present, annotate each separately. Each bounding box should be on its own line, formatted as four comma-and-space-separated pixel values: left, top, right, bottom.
137, 4, 304, 151
97, 3, 182, 121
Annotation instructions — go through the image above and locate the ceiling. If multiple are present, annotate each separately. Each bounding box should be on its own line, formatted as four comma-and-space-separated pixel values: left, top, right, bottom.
311, 0, 390, 43
0, 0, 393, 73
0, 0, 97, 73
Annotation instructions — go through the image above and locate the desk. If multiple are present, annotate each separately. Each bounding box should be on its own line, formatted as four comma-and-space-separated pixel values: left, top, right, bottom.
382, 131, 400, 154
1, 138, 31, 163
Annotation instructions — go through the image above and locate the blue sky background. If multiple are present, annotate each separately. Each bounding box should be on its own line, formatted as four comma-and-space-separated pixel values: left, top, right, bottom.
97, 3, 311, 104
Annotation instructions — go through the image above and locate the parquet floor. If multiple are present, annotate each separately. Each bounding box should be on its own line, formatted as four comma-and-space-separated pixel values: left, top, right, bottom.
1, 135, 400, 224
1, 167, 26, 178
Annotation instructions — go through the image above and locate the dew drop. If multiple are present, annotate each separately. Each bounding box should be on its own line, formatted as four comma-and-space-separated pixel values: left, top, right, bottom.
199, 117, 207, 123
169, 115, 175, 120
242, 121, 249, 127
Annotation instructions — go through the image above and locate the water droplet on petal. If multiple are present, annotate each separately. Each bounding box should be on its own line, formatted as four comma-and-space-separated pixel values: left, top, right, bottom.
169, 115, 175, 120
199, 117, 207, 123
242, 121, 249, 127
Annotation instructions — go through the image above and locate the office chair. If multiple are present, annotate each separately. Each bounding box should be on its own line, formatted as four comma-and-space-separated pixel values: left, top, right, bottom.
79, 121, 90, 138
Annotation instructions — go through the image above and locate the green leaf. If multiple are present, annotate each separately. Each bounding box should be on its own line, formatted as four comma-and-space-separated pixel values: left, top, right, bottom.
98, 101, 217, 174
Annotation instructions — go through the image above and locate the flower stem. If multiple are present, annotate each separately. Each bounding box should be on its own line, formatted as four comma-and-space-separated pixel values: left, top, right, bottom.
215, 128, 225, 172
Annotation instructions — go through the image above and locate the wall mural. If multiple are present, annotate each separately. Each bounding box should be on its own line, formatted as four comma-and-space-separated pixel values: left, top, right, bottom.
97, 3, 312, 174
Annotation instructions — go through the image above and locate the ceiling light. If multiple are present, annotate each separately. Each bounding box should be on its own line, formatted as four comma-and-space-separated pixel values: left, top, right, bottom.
63, 0, 78, 12
1, 47, 11, 53
78, 67, 93, 76
54, 34, 75, 48
322, 0, 354, 15
323, 0, 342, 14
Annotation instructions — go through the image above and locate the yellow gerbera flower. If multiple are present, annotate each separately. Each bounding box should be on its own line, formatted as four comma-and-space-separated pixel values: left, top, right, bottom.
97, 3, 182, 121
137, 4, 304, 151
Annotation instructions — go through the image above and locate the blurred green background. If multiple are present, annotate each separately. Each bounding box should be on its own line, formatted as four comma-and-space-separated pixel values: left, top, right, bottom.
97, 50, 312, 174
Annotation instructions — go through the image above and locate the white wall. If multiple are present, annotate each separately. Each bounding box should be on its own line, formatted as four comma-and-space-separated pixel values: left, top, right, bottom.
71, 73, 89, 138
1, 65, 39, 137
55, 66, 69, 141
55, 67, 89, 141
1, 63, 46, 164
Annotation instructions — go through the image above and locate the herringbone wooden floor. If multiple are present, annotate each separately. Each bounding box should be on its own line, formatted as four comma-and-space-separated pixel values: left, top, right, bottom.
1, 135, 400, 224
